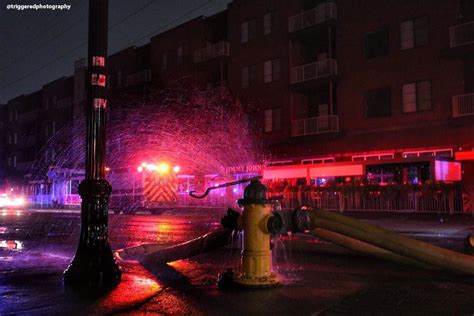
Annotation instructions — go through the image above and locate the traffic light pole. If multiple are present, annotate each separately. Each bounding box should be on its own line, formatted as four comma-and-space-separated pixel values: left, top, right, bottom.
64, 0, 121, 287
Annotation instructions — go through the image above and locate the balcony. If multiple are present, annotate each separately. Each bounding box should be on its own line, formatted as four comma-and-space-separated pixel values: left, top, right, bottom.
450, 21, 474, 48
288, 2, 337, 33
453, 93, 474, 117
290, 59, 337, 84
291, 115, 339, 137
193, 41, 230, 64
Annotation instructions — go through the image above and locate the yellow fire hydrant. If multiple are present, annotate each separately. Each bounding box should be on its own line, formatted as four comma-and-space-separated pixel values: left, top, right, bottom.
234, 179, 280, 287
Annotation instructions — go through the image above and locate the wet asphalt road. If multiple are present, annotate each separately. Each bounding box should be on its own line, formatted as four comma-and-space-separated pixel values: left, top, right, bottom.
1, 208, 474, 273
0, 209, 223, 261
2, 209, 474, 315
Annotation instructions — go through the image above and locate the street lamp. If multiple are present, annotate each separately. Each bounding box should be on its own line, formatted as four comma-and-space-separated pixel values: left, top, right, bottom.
64, 0, 121, 287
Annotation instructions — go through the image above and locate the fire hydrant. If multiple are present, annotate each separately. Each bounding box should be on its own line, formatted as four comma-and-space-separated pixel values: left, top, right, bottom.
234, 179, 280, 287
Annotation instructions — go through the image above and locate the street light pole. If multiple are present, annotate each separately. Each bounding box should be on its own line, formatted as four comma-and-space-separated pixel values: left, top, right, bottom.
64, 0, 121, 287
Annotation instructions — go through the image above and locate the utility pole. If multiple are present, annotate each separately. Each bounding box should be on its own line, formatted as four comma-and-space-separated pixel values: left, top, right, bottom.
64, 0, 121, 287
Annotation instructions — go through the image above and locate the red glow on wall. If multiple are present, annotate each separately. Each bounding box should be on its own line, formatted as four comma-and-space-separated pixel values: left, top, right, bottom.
262, 163, 364, 180
455, 151, 474, 161
310, 164, 363, 178
263, 165, 307, 179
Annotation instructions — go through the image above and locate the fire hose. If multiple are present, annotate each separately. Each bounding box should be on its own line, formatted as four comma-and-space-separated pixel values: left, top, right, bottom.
270, 207, 474, 275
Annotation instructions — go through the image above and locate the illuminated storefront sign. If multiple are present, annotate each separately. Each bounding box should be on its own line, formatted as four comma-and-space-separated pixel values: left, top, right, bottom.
225, 164, 265, 174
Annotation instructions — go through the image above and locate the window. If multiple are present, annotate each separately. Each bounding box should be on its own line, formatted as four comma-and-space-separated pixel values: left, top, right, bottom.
241, 21, 248, 43
264, 59, 280, 83
241, 19, 257, 43
242, 65, 257, 88
273, 108, 282, 131
162, 52, 168, 70
402, 80, 431, 112
400, 16, 429, 49
364, 28, 389, 59
9, 133, 18, 144
242, 67, 249, 87
263, 12, 278, 35
366, 87, 391, 118
403, 149, 452, 158
177, 45, 183, 64
263, 13, 272, 35
264, 108, 282, 132
117, 70, 122, 87
9, 109, 18, 121
264, 109, 272, 132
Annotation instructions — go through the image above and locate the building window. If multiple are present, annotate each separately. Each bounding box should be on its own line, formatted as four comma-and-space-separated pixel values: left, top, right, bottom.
117, 70, 122, 87
364, 28, 389, 59
400, 16, 429, 50
264, 59, 280, 83
264, 108, 282, 132
242, 67, 249, 87
241, 19, 257, 43
241, 21, 248, 43
402, 80, 431, 113
162, 52, 168, 70
366, 87, 391, 118
264, 109, 273, 132
263, 12, 278, 35
177, 45, 183, 64
9, 133, 18, 144
242, 65, 257, 88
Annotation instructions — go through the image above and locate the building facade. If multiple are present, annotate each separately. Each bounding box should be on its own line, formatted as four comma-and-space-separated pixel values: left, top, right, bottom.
226, 0, 474, 212
2, 0, 474, 211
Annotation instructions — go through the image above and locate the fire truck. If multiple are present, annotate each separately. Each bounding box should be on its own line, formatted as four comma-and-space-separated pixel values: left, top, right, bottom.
107, 161, 239, 214
108, 162, 196, 214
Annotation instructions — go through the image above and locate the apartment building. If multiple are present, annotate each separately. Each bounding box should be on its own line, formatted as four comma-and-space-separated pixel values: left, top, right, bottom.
1, 76, 73, 182
150, 11, 229, 90
222, 1, 472, 194
2, 0, 474, 209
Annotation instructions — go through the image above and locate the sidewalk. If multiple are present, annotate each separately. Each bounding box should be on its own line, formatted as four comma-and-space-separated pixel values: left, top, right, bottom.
0, 256, 160, 315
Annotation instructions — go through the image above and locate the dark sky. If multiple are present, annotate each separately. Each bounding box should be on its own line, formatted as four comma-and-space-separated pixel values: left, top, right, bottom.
0, 0, 231, 104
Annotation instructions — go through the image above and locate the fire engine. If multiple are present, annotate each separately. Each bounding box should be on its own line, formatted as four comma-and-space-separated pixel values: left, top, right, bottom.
108, 162, 186, 214
107, 161, 241, 214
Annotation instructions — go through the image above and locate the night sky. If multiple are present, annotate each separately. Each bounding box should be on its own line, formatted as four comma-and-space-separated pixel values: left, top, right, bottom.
0, 0, 231, 104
